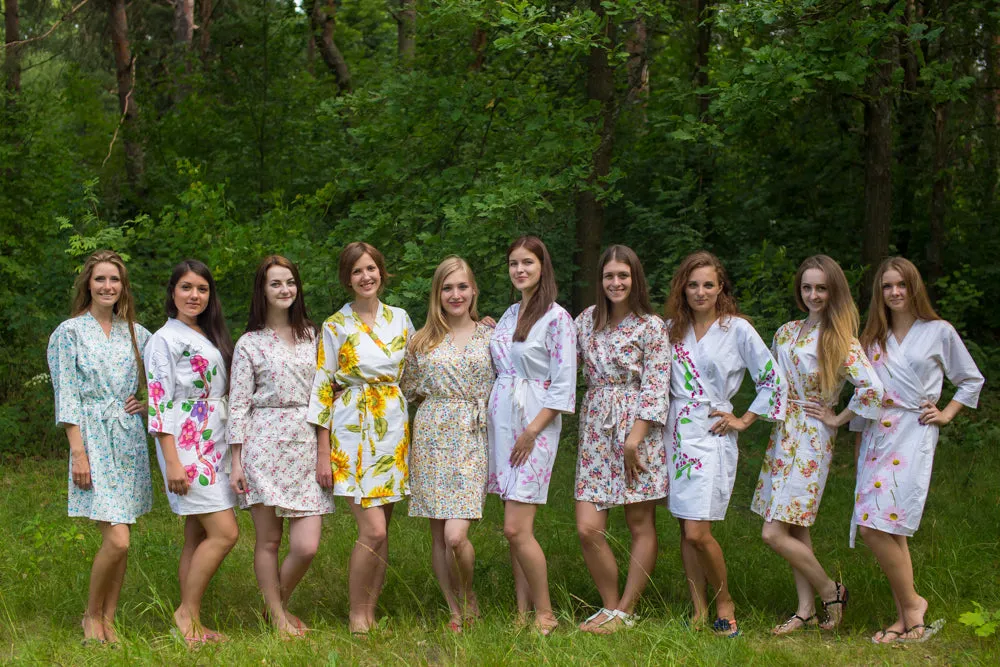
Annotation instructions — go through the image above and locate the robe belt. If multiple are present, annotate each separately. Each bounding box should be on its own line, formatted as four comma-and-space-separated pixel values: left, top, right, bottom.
428, 396, 488, 434
670, 394, 734, 415
190, 396, 229, 422
590, 382, 641, 432
83, 397, 138, 489
789, 398, 832, 410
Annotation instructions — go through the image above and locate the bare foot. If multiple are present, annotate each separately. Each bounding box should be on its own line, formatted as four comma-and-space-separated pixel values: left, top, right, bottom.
579, 608, 613, 633
688, 612, 708, 630
591, 614, 626, 635
872, 619, 906, 644
284, 610, 308, 632
349, 614, 372, 635
462, 593, 481, 627
81, 615, 106, 644
447, 613, 463, 634
535, 612, 559, 636
772, 612, 817, 636
899, 596, 929, 638
514, 611, 531, 630
715, 600, 736, 624
102, 616, 119, 644
819, 582, 849, 630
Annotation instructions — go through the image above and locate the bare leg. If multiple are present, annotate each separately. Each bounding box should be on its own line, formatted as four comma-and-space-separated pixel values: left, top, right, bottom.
678, 518, 709, 625
83, 522, 131, 642
618, 501, 657, 614
860, 528, 927, 641
369, 504, 393, 626
346, 501, 392, 633
430, 519, 463, 626
178, 516, 205, 600
576, 502, 617, 631
100, 524, 130, 643
761, 521, 838, 628
682, 520, 734, 622
504, 500, 557, 633
281, 515, 321, 630
173, 509, 239, 641
443, 519, 477, 624
249, 505, 300, 636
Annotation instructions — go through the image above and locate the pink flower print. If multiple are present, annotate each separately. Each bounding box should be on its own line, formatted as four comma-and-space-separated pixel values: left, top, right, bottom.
178, 418, 200, 450
886, 452, 907, 471
184, 463, 198, 482
203, 440, 216, 457
190, 354, 209, 375
149, 381, 165, 404
856, 502, 876, 525
884, 505, 905, 524
870, 347, 885, 368
877, 413, 899, 435
871, 475, 889, 497
882, 390, 903, 409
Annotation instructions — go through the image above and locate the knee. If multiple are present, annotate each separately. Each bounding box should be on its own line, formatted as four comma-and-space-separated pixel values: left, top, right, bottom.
443, 527, 469, 552
218, 522, 240, 550
256, 534, 282, 554
104, 528, 130, 557
858, 525, 878, 544
761, 524, 781, 550
291, 532, 321, 561
503, 522, 528, 545
576, 523, 605, 549
360, 524, 388, 549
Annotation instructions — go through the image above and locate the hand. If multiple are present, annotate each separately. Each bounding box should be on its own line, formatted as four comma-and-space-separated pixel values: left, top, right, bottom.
71, 451, 92, 490
509, 427, 537, 468
316, 457, 333, 489
481, 316, 497, 328
803, 402, 839, 428
230, 463, 248, 495
708, 411, 750, 436
332, 385, 345, 403
624, 441, 648, 486
123, 395, 145, 415
166, 460, 190, 496
919, 400, 951, 426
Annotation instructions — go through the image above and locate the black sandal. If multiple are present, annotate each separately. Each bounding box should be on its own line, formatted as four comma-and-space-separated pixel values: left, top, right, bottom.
772, 613, 817, 635
820, 582, 849, 630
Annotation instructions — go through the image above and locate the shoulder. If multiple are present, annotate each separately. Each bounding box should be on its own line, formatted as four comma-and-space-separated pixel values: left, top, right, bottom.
135, 322, 152, 340
725, 316, 757, 336
234, 329, 263, 352
638, 312, 666, 334
547, 303, 573, 322
575, 305, 596, 329
324, 306, 350, 330
474, 321, 494, 341
776, 320, 799, 336
51, 317, 82, 339
924, 318, 958, 338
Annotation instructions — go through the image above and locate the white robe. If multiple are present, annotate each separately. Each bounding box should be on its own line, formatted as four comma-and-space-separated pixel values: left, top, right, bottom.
849, 319, 984, 545
667, 317, 787, 521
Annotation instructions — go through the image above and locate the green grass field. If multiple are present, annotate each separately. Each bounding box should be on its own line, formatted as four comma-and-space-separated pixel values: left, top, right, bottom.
3, 387, 999, 665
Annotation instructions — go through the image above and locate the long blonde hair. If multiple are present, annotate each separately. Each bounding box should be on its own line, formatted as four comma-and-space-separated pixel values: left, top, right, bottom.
71, 250, 147, 399
795, 255, 858, 399
410, 256, 480, 355
860, 257, 940, 355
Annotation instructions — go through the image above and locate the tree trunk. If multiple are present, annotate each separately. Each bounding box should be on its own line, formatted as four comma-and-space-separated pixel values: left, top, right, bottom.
926, 0, 951, 293
861, 9, 896, 304
198, 0, 214, 61
894, 0, 924, 258
310, 0, 351, 93
572, 0, 616, 313
395, 0, 416, 69
4, 0, 21, 97
470, 27, 487, 71
174, 0, 195, 45
694, 0, 713, 120
625, 15, 648, 107
107, 0, 143, 187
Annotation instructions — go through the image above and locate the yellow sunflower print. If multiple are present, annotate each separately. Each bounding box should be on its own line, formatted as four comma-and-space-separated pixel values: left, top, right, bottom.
330, 447, 351, 484
368, 386, 387, 419
339, 340, 360, 375
316, 338, 326, 369
317, 380, 336, 407
394, 436, 409, 478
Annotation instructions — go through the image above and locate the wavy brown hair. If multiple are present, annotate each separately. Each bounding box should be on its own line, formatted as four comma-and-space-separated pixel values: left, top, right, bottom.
166, 259, 234, 372
338, 242, 389, 296
71, 250, 147, 399
508, 235, 558, 342
795, 255, 858, 399
410, 256, 480, 355
860, 256, 940, 355
246, 255, 317, 342
592, 245, 655, 330
666, 251, 744, 344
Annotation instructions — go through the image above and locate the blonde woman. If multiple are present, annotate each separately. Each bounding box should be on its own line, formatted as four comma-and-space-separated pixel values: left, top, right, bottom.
47, 250, 151, 644
852, 257, 983, 644
752, 255, 883, 634
402, 256, 494, 633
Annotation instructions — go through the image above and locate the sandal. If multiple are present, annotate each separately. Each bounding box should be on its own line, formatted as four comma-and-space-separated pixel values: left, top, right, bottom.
871, 628, 902, 644
591, 609, 638, 635
579, 608, 614, 632
712, 617, 740, 638
820, 582, 849, 630
896, 619, 945, 644
772, 613, 817, 635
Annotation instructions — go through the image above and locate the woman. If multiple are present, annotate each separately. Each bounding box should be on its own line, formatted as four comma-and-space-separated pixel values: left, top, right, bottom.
401, 256, 494, 633
852, 257, 983, 644
574, 245, 670, 634
751, 255, 883, 634
665, 251, 786, 638
145, 259, 239, 645
307, 242, 413, 635
487, 235, 577, 635
47, 250, 152, 644
228, 256, 334, 638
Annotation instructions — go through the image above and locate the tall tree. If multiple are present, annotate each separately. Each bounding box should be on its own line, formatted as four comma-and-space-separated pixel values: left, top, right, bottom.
174, 0, 195, 45
926, 0, 951, 291
199, 0, 214, 60
107, 0, 143, 187
894, 0, 925, 257
395, 0, 416, 68
310, 0, 351, 93
3, 0, 21, 96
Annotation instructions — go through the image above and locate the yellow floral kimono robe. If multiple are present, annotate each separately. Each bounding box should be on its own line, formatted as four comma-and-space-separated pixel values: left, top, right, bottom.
307, 302, 413, 508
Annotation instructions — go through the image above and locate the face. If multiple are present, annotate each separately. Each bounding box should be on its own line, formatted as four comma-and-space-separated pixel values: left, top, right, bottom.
800, 268, 829, 315
508, 246, 542, 293
440, 269, 475, 319
881, 268, 909, 313
264, 265, 297, 312
602, 260, 632, 307
173, 271, 210, 322
684, 265, 722, 314
350, 253, 381, 298
89, 262, 122, 309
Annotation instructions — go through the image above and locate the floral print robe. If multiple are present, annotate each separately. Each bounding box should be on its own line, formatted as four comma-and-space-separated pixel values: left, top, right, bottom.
229, 328, 334, 517
751, 320, 882, 527
667, 317, 786, 521
575, 308, 670, 510
145, 318, 237, 516
849, 319, 983, 544
487, 303, 577, 505
307, 302, 413, 508
47, 313, 152, 524
402, 322, 495, 519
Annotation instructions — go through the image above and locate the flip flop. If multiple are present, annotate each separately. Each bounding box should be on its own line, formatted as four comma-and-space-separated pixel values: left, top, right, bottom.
896, 619, 945, 644
713, 617, 740, 638
871, 628, 902, 644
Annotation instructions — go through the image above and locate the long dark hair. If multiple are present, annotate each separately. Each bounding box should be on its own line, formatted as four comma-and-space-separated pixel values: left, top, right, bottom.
246, 255, 317, 342
666, 251, 745, 344
166, 259, 234, 371
508, 235, 558, 342
592, 245, 654, 330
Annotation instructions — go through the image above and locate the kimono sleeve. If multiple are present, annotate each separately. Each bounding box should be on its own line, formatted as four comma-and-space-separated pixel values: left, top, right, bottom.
939, 323, 984, 409
738, 320, 787, 421
843, 338, 884, 421
144, 332, 178, 435
542, 308, 577, 414
47, 323, 83, 428
636, 316, 670, 424
227, 337, 255, 445
573, 307, 593, 367
307, 318, 342, 429
400, 344, 423, 405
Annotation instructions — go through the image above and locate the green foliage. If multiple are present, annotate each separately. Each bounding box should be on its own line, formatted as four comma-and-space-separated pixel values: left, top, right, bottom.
934, 265, 985, 336
959, 602, 1000, 638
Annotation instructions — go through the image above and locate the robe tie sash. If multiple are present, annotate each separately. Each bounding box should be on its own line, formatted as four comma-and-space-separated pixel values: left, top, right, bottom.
85, 397, 138, 489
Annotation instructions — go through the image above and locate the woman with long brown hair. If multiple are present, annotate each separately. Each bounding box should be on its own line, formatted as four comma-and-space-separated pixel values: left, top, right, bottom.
664, 251, 786, 638
851, 257, 982, 644
145, 259, 239, 644
487, 235, 577, 634
402, 256, 495, 632
228, 255, 333, 638
47, 249, 152, 644
751, 255, 882, 635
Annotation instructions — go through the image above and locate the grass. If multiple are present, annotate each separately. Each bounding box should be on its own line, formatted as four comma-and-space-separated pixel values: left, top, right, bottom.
2, 387, 1000, 665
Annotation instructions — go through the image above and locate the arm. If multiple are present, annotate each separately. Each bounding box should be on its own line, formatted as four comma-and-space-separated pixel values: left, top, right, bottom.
805, 338, 884, 428
227, 340, 253, 495
308, 319, 342, 487
922, 323, 986, 426
47, 325, 91, 489
710, 322, 784, 434
625, 316, 670, 482
400, 343, 423, 407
